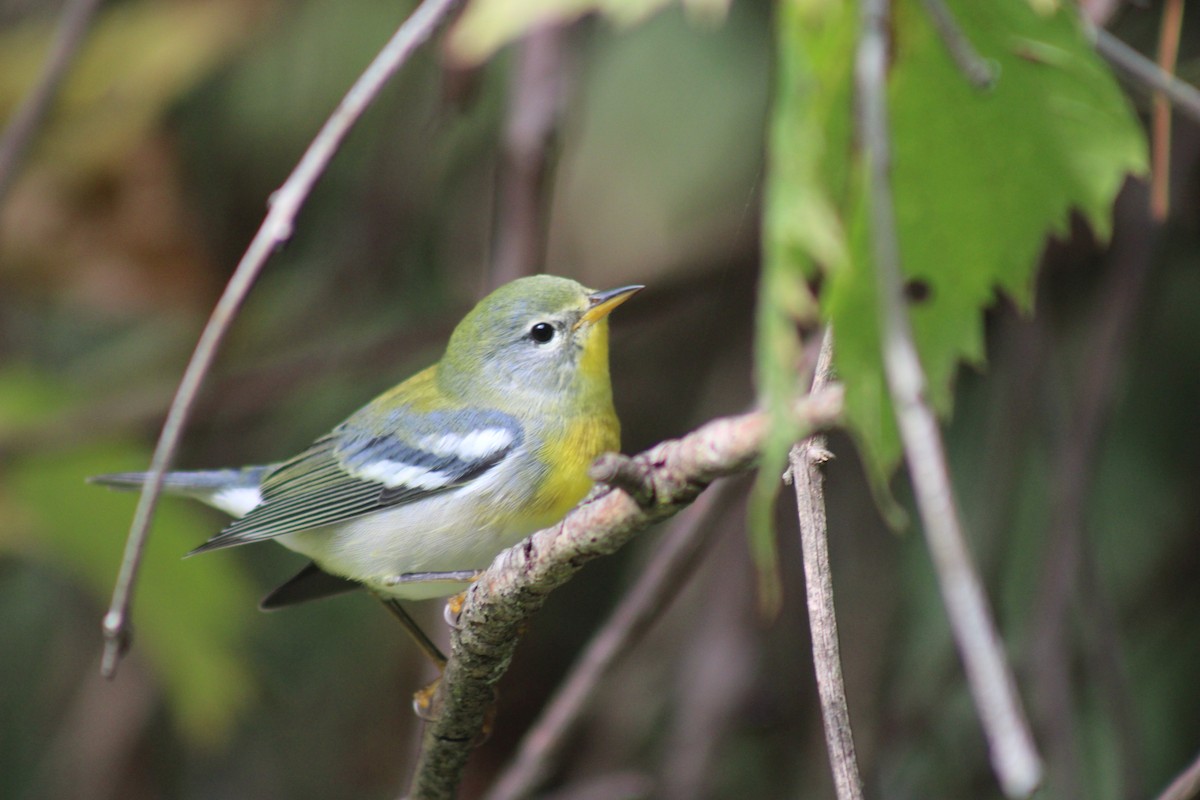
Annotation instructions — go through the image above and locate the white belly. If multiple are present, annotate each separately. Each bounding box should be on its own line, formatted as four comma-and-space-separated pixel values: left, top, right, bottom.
273, 468, 542, 600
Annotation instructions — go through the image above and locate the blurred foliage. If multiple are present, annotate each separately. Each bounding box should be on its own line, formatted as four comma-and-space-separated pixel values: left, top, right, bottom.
0, 0, 254, 177
760, 0, 1146, 522
753, 0, 1145, 612
448, 0, 731, 64
0, 365, 257, 743
1, 0, 1198, 799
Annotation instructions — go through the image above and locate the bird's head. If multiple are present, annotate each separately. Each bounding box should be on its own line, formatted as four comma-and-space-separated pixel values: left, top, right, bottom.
440, 275, 642, 409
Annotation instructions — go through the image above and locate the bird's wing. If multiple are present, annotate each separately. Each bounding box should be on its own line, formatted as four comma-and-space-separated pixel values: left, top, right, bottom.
190, 407, 523, 554
259, 561, 361, 608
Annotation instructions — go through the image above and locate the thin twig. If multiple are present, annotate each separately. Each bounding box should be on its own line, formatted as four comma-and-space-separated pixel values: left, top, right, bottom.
855, 0, 1042, 796
789, 328, 864, 800
404, 387, 845, 800
0, 0, 105, 206
99, 0, 461, 679
1151, 0, 1184, 220
918, 0, 996, 89
488, 26, 569, 289
483, 479, 735, 800
1154, 749, 1200, 800
1094, 28, 1200, 126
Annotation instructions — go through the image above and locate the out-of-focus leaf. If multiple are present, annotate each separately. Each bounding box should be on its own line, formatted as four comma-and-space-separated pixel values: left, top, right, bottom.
748, 0, 853, 612
448, 0, 730, 65
2, 440, 258, 745
0, 364, 74, 438
836, 0, 1145, 487
761, 0, 1146, 511
0, 0, 254, 177
550, 4, 769, 289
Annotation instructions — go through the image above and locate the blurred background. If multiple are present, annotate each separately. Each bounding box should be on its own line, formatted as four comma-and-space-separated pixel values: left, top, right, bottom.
1, 1, 1198, 798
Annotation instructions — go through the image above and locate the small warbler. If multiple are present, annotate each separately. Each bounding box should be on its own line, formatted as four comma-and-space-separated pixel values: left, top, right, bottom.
95, 275, 640, 660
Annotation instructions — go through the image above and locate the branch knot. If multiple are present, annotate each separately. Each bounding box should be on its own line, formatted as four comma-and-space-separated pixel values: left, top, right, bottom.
589, 452, 656, 508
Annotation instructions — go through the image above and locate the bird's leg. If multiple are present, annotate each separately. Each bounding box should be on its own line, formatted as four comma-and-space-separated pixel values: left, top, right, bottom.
376, 597, 450, 721
378, 597, 447, 668
374, 570, 482, 721
382, 570, 479, 586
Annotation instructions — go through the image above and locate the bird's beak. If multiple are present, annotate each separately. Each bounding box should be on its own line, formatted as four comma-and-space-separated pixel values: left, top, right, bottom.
575, 284, 644, 329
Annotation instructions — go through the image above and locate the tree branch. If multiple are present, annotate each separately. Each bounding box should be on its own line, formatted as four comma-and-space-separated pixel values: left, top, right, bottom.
404, 386, 845, 800
0, 0, 105, 206
1094, 28, 1200, 126
1154, 748, 1200, 800
482, 478, 735, 800
856, 0, 1042, 796
488, 26, 569, 288
99, 0, 461, 679
789, 329, 864, 800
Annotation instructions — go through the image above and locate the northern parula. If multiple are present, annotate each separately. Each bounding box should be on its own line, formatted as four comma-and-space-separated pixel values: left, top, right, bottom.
94, 275, 640, 658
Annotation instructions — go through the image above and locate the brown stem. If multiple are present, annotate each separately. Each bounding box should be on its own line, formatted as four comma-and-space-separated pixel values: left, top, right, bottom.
790, 328, 864, 800
0, 0, 105, 206
1151, 0, 1184, 221
488, 26, 569, 288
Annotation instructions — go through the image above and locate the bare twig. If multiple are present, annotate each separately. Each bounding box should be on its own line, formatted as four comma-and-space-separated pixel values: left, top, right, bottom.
1094, 28, 1200, 126
788, 328, 864, 800
99, 0, 461, 679
405, 387, 845, 800
918, 0, 996, 89
855, 0, 1042, 796
1150, 0, 1184, 220
0, 0, 105, 206
1154, 749, 1200, 800
483, 479, 735, 800
488, 26, 569, 289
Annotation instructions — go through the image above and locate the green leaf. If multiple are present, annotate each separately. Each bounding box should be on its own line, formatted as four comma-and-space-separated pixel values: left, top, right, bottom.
833, 0, 1146, 488
0, 363, 74, 437
761, 0, 1146, 514
3, 440, 258, 745
750, 0, 854, 612
448, 0, 731, 64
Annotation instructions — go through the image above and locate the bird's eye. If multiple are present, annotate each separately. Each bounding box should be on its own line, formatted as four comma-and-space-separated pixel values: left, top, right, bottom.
529, 322, 556, 344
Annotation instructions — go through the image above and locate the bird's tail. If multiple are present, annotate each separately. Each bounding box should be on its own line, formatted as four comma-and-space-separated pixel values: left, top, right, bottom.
89, 466, 270, 518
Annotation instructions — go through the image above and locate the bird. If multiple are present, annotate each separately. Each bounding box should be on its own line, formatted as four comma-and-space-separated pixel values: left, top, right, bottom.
93, 275, 642, 664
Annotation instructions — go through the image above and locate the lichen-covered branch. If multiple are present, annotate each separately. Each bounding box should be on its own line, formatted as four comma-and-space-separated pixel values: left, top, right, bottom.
404, 386, 844, 800
482, 479, 733, 800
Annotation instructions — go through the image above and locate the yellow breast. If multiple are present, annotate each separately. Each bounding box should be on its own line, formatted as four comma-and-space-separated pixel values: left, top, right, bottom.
529, 412, 620, 526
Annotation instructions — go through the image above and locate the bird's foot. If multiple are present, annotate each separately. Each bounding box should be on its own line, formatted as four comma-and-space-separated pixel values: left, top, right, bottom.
442, 573, 483, 629
412, 676, 499, 745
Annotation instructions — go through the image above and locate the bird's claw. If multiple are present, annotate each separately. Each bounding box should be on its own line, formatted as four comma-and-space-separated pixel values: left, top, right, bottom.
412, 677, 499, 746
